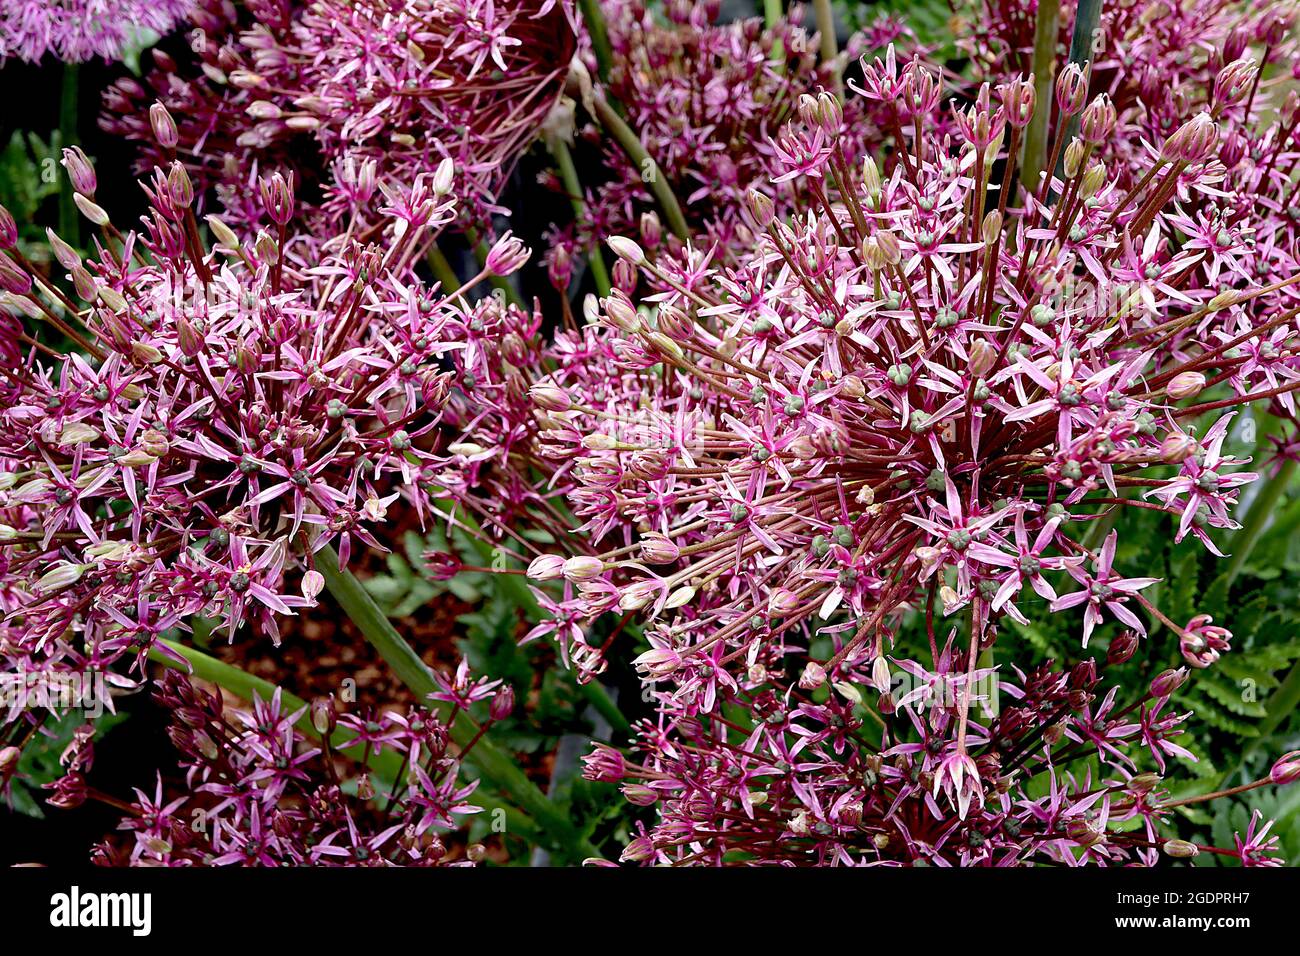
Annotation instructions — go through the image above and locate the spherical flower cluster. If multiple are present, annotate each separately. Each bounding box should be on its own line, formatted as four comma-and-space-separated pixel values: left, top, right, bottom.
100, 0, 576, 236
87, 670, 494, 866
0, 0, 194, 63
515, 47, 1300, 862
0, 136, 540, 708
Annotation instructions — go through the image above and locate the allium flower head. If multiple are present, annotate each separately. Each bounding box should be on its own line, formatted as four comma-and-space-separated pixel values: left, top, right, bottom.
500, 39, 1300, 864
101, 0, 577, 237
1, 0, 195, 63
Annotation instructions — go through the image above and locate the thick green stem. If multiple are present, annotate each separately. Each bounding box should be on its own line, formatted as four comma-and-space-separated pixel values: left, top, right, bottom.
812, 0, 839, 91
58, 63, 80, 250
582, 88, 690, 242
1052, 0, 1102, 183
1021, 0, 1060, 194
577, 0, 614, 85
425, 245, 461, 292
316, 544, 602, 861
763, 0, 785, 66
547, 135, 612, 297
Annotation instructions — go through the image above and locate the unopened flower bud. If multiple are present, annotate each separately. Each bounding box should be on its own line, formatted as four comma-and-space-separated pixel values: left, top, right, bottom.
603, 294, 641, 333
816, 90, 843, 131
581, 744, 626, 782
875, 229, 901, 265
177, 318, 204, 357
0, 746, 18, 783
1055, 63, 1088, 116
1079, 162, 1106, 200
301, 569, 325, 601
862, 155, 881, 197
646, 332, 684, 360
664, 585, 695, 610
1163, 839, 1199, 859
529, 382, 571, 412
58, 421, 100, 446
131, 340, 164, 364
1003, 76, 1035, 128
149, 103, 178, 148
1208, 290, 1239, 311
612, 258, 638, 292
768, 587, 799, 616
140, 429, 170, 458
1150, 667, 1189, 698
0, 256, 32, 295
1270, 751, 1300, 786
840, 374, 865, 399
1128, 772, 1161, 793
1065, 816, 1105, 847
639, 210, 662, 248
1079, 94, 1116, 143
871, 656, 892, 693
526, 555, 565, 581
432, 157, 455, 197
1062, 139, 1086, 178
1166, 371, 1206, 401
117, 448, 158, 468
657, 303, 693, 340
627, 448, 670, 480
61, 147, 96, 196
35, 561, 88, 594
0, 204, 16, 249
1284, 90, 1300, 129
1214, 58, 1258, 108
562, 555, 604, 582
44, 228, 80, 271
73, 193, 109, 226
205, 216, 240, 252
797, 92, 818, 126
353, 774, 375, 800
489, 686, 515, 721
861, 235, 888, 271
981, 211, 1002, 247
1171, 113, 1219, 164
1257, 8, 1292, 47
246, 100, 282, 120
254, 230, 279, 264
622, 783, 659, 806
787, 435, 816, 460
259, 171, 293, 226
968, 339, 997, 377
1159, 433, 1197, 463
799, 661, 827, 690
640, 534, 680, 564
95, 286, 128, 314
310, 696, 336, 736
746, 188, 775, 227
618, 581, 658, 611
608, 236, 646, 265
